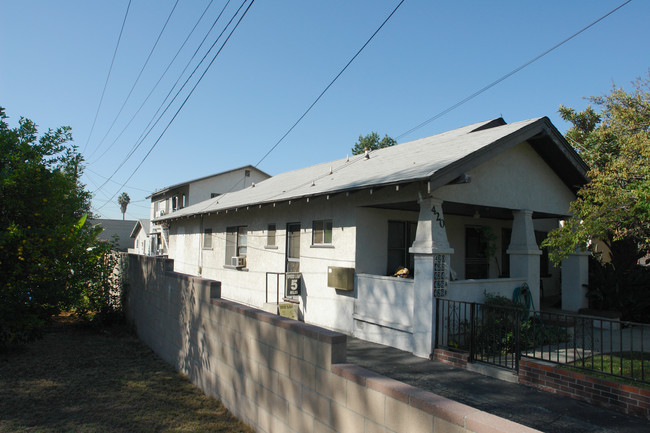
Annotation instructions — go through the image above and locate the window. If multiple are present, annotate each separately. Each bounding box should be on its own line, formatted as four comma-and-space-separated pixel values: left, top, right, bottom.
465, 226, 490, 279
203, 228, 212, 249
267, 224, 276, 247
171, 194, 185, 211
225, 226, 247, 265
312, 220, 332, 245
387, 221, 417, 276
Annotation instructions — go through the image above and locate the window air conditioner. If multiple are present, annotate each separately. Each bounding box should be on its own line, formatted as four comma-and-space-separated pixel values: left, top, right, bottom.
231, 256, 246, 268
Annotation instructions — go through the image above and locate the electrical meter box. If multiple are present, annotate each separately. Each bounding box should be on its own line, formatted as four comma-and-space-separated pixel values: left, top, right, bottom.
327, 266, 354, 291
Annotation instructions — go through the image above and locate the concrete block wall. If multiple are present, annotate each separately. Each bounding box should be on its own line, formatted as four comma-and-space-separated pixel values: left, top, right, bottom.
126, 254, 541, 433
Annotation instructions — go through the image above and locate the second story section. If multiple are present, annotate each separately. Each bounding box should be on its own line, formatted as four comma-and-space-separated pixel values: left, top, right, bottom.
148, 165, 271, 219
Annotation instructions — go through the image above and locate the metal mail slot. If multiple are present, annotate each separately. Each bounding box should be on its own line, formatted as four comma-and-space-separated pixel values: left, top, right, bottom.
327, 266, 354, 291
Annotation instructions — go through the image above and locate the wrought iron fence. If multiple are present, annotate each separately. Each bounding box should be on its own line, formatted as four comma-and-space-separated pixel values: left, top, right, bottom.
436, 298, 650, 384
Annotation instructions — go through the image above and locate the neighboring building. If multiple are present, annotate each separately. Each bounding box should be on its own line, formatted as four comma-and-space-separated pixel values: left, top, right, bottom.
91, 218, 138, 251
129, 219, 151, 255
153, 117, 590, 358
147, 165, 270, 255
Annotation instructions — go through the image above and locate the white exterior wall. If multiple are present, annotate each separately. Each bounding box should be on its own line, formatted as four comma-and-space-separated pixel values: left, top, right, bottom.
187, 168, 269, 205
172, 194, 357, 333
355, 207, 419, 275
436, 142, 576, 216
132, 228, 149, 255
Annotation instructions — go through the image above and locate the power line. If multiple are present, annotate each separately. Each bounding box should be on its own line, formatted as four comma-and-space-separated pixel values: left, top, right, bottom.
395, 0, 632, 141
86, 0, 180, 159
85, 168, 152, 192
94, 0, 256, 212
254, 0, 406, 167
93, 0, 236, 194
82, 0, 132, 154
89, 0, 217, 165
185, 0, 406, 217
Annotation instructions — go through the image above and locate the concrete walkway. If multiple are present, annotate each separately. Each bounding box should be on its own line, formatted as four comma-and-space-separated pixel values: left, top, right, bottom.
346, 337, 650, 433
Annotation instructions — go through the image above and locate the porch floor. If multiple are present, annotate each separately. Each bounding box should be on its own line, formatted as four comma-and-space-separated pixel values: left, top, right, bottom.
346, 337, 649, 433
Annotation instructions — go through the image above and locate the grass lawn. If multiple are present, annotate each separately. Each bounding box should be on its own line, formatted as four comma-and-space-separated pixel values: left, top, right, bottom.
567, 351, 650, 390
0, 316, 253, 433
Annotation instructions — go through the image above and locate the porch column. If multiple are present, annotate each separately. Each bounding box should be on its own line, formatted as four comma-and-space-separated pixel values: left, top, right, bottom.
507, 210, 542, 309
409, 195, 454, 358
561, 250, 589, 311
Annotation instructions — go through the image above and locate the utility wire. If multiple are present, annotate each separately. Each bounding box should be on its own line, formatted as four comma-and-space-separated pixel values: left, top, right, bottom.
93, 0, 235, 193
254, 0, 406, 167
89, 0, 217, 165
85, 168, 152, 192
185, 0, 406, 216
95, 0, 256, 212
395, 0, 632, 141
82, 0, 132, 153
86, 0, 180, 159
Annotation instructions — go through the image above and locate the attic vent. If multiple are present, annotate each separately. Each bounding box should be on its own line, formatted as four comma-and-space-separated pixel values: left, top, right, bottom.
469, 118, 507, 133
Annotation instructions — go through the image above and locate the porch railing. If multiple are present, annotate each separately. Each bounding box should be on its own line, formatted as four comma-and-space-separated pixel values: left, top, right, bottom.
436, 298, 650, 384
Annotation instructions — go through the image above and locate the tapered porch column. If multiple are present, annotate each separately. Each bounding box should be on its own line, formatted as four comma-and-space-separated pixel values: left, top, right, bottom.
507, 210, 542, 308
409, 196, 454, 358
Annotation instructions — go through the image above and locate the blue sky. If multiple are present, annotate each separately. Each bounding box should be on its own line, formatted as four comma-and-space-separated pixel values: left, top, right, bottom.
1, 0, 648, 220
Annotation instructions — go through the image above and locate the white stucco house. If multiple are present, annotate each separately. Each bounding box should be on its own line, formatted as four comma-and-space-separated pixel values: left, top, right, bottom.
147, 165, 270, 255
129, 219, 152, 255
153, 117, 590, 358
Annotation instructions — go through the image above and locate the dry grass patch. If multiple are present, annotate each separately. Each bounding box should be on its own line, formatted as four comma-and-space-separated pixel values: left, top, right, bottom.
0, 317, 253, 433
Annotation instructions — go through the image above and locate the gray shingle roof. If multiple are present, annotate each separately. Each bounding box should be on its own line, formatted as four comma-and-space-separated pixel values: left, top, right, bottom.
155, 117, 587, 222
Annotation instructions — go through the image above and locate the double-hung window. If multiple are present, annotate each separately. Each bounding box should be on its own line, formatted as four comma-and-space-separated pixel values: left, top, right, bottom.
267, 224, 276, 247
203, 228, 212, 249
225, 226, 247, 265
312, 220, 332, 245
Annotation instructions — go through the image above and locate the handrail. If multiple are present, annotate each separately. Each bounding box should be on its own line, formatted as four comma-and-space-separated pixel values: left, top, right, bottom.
265, 272, 285, 305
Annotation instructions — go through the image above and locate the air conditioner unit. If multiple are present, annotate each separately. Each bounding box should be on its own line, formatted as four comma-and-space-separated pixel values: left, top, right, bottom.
231, 256, 246, 268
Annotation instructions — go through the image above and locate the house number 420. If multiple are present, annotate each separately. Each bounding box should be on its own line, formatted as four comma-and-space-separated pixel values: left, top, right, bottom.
431, 206, 445, 228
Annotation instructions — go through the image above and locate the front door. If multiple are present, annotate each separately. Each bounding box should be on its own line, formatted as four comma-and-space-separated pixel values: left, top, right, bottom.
286, 223, 300, 272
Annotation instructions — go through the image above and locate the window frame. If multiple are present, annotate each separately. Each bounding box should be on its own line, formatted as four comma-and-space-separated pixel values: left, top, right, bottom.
225, 225, 248, 266
387, 220, 417, 276
266, 223, 277, 248
311, 219, 333, 246
202, 228, 212, 250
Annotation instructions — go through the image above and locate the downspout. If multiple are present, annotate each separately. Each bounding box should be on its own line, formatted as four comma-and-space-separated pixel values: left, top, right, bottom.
199, 215, 204, 276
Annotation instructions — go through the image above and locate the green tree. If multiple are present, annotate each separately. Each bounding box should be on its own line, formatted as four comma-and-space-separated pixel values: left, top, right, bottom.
542, 76, 650, 320
0, 107, 121, 346
543, 76, 650, 265
351, 132, 397, 155
118, 192, 130, 220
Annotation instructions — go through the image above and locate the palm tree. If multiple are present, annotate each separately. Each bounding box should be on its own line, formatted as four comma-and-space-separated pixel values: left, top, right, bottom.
117, 192, 130, 221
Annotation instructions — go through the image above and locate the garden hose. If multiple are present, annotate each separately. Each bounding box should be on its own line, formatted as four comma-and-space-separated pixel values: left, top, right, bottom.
512, 283, 535, 320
